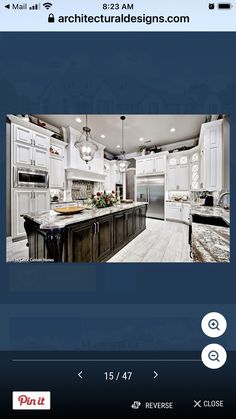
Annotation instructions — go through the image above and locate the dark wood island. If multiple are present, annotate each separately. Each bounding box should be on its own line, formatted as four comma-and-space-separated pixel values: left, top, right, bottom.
23, 203, 147, 262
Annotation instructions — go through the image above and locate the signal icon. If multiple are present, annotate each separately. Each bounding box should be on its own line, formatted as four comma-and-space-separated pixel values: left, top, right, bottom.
43, 2, 52, 9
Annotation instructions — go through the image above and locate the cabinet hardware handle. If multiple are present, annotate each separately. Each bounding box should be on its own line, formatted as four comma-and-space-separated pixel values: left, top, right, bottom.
97, 222, 100, 233
94, 222, 97, 234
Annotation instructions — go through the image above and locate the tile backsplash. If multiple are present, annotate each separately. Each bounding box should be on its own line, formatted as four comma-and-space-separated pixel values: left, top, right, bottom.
50, 189, 64, 202
71, 180, 94, 200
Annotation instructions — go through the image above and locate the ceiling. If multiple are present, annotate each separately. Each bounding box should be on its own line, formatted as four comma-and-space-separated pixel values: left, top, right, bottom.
35, 115, 206, 155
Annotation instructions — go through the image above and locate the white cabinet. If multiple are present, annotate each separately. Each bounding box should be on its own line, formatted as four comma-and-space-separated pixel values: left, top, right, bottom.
50, 156, 64, 188
167, 155, 189, 191
104, 161, 123, 192
14, 142, 32, 166
178, 164, 189, 190
165, 202, 190, 224
200, 120, 223, 191
13, 190, 32, 238
167, 166, 177, 190
144, 158, 155, 174
13, 189, 50, 239
14, 143, 49, 169
190, 152, 200, 190
33, 132, 49, 150
12, 123, 50, 169
136, 159, 145, 176
155, 156, 166, 173
34, 190, 50, 212
182, 204, 190, 224
165, 202, 182, 221
136, 154, 166, 176
13, 124, 32, 145
33, 147, 49, 169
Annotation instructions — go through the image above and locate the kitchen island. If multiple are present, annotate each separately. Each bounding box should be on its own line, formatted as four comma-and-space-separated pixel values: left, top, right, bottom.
23, 203, 147, 262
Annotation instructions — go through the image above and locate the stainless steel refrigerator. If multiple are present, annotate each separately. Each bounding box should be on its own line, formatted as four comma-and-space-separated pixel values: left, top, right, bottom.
137, 175, 165, 220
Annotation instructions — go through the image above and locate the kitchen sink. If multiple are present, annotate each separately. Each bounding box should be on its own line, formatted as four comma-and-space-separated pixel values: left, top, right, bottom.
192, 214, 229, 228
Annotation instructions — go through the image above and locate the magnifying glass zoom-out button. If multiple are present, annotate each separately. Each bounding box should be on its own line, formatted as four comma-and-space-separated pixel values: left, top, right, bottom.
201, 344, 227, 369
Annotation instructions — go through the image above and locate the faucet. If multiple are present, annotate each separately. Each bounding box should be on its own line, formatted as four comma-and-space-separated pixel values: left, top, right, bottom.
218, 192, 230, 208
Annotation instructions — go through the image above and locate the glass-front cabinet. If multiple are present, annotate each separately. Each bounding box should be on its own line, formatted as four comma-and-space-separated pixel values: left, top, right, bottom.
190, 152, 199, 190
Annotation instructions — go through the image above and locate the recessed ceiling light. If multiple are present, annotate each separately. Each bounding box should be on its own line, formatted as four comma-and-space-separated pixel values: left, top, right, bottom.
116, 145, 121, 148
170, 128, 176, 133
100, 134, 106, 138
139, 137, 144, 142
76, 117, 82, 123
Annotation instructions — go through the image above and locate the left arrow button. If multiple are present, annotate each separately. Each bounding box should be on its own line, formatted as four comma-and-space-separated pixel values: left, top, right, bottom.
5, 4, 10, 8
78, 371, 83, 379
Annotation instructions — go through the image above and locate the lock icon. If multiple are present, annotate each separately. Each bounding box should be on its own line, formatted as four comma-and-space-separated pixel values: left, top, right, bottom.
48, 13, 55, 23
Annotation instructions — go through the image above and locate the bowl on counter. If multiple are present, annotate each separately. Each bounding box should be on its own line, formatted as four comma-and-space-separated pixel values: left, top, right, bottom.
54, 206, 85, 215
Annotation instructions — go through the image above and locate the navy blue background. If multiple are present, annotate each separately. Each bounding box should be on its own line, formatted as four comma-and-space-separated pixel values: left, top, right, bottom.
0, 33, 235, 350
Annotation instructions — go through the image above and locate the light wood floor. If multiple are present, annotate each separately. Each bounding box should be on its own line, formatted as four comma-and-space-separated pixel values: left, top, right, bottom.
6, 236, 28, 262
108, 218, 192, 263
6, 219, 191, 263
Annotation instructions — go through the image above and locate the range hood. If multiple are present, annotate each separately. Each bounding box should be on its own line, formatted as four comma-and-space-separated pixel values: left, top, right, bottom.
65, 168, 106, 183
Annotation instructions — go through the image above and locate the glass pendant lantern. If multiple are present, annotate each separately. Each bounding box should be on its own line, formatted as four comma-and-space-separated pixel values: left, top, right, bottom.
74, 115, 98, 164
117, 116, 130, 172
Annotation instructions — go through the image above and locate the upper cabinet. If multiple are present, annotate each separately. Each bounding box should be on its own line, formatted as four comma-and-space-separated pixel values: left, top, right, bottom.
199, 120, 223, 191
12, 123, 50, 170
104, 160, 124, 192
136, 153, 167, 176
136, 159, 145, 176
49, 139, 66, 189
33, 132, 49, 150
13, 142, 33, 166
14, 125, 32, 144
190, 152, 200, 191
167, 154, 189, 191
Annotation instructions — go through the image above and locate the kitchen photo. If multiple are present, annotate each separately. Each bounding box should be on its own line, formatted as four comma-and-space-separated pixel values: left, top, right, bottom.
6, 114, 230, 263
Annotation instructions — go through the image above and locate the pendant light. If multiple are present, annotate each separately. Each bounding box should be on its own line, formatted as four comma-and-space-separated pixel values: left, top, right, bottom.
74, 115, 98, 164
117, 115, 130, 172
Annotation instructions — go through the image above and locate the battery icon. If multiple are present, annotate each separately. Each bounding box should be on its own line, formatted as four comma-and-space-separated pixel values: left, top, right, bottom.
218, 3, 233, 8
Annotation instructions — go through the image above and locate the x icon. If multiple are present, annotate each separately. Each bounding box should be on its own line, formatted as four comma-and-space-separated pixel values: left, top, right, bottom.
194, 400, 201, 408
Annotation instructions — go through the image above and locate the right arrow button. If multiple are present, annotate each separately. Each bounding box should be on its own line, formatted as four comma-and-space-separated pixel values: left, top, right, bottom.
153, 371, 159, 379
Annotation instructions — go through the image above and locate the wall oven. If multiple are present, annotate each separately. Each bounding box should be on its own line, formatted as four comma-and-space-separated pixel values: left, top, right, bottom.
14, 167, 49, 188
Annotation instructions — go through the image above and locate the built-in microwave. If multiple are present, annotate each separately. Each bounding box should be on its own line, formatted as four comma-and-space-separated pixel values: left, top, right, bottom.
14, 167, 49, 188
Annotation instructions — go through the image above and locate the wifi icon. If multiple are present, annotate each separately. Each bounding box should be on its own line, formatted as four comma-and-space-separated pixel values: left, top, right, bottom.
43, 2, 52, 9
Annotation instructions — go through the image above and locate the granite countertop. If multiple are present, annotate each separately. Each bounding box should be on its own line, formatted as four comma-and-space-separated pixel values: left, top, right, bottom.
191, 204, 230, 225
166, 200, 190, 204
23, 202, 147, 230
191, 205, 230, 263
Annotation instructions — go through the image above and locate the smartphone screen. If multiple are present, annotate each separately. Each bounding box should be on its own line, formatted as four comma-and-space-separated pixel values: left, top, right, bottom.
0, 1, 235, 416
